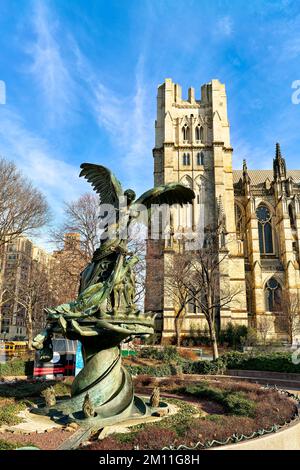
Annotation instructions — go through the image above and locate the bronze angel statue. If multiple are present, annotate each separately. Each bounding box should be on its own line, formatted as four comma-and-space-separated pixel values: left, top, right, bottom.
33, 164, 194, 357
32, 163, 194, 422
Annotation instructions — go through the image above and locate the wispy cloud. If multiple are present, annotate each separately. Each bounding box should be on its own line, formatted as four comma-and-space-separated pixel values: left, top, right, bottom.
232, 135, 273, 170
26, 0, 76, 125
73, 44, 154, 191
216, 16, 234, 37
92, 58, 153, 190
0, 107, 85, 217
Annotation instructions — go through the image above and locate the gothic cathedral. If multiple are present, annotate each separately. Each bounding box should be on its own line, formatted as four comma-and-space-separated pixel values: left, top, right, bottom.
145, 78, 300, 343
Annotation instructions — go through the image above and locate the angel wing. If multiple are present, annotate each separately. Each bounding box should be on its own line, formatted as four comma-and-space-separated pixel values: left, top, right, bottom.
80, 163, 123, 208
134, 183, 195, 208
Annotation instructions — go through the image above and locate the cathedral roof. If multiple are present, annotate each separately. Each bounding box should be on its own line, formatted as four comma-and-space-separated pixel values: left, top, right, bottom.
233, 169, 300, 186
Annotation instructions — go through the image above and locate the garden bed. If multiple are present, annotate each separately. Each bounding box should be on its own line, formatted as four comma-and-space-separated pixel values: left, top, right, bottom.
0, 378, 73, 450
82, 377, 299, 450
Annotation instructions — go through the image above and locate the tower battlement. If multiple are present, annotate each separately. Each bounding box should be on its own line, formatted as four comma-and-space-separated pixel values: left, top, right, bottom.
157, 78, 227, 107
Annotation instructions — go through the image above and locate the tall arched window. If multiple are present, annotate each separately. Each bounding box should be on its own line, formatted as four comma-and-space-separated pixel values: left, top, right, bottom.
195, 125, 203, 142
235, 203, 244, 240
256, 205, 274, 255
265, 278, 283, 312
288, 203, 297, 231
182, 125, 190, 141
197, 152, 204, 165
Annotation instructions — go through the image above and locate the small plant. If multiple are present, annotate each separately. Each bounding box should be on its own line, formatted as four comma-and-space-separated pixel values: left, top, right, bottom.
205, 414, 224, 423
139, 346, 182, 363
0, 399, 27, 426
176, 384, 256, 418
0, 439, 21, 450
218, 323, 248, 349
223, 392, 256, 417
0, 358, 34, 377
126, 364, 173, 377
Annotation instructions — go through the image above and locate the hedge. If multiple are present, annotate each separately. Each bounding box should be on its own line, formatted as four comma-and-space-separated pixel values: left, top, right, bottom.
224, 351, 300, 374
128, 351, 300, 377
184, 352, 300, 375
1, 351, 299, 379
126, 364, 174, 377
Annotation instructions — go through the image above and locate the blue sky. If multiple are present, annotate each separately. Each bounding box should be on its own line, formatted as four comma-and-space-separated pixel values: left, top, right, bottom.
0, 0, 300, 249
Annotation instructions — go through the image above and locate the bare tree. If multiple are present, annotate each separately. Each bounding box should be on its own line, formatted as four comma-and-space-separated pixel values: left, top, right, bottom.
0, 288, 13, 335
256, 315, 274, 347
279, 291, 300, 344
0, 157, 50, 247
52, 193, 99, 261
165, 227, 241, 358
165, 252, 194, 347
12, 259, 53, 349
187, 231, 241, 360
2, 254, 53, 349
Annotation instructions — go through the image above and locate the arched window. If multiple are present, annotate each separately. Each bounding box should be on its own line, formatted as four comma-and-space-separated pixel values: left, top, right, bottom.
195, 125, 203, 142
256, 205, 274, 255
182, 125, 190, 141
288, 203, 297, 231
265, 278, 283, 312
197, 152, 204, 165
183, 153, 190, 165
188, 298, 197, 314
235, 204, 244, 240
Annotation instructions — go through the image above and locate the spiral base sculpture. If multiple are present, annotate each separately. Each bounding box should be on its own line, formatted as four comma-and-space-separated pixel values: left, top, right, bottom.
32, 314, 154, 425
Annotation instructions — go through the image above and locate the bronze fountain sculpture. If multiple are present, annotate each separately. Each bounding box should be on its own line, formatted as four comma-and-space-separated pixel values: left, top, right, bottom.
32, 163, 195, 425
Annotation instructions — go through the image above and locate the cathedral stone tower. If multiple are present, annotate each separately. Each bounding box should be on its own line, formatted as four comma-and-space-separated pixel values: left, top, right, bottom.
145, 78, 248, 339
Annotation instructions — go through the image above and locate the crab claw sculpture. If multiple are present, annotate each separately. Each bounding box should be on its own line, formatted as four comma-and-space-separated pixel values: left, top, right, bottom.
32, 163, 195, 425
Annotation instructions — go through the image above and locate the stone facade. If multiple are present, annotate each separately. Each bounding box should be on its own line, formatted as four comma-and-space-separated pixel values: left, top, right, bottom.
145, 78, 300, 342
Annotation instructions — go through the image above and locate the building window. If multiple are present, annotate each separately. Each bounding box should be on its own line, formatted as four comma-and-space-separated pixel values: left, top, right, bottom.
265, 278, 283, 312
182, 125, 190, 141
183, 153, 190, 165
195, 125, 203, 142
197, 152, 204, 165
288, 203, 297, 231
235, 204, 244, 240
188, 298, 197, 314
256, 205, 274, 255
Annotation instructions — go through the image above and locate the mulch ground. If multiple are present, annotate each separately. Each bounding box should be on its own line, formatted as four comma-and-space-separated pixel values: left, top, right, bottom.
0, 428, 75, 450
